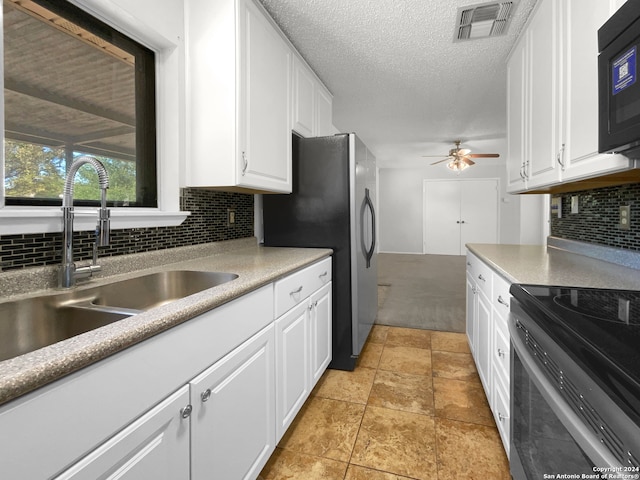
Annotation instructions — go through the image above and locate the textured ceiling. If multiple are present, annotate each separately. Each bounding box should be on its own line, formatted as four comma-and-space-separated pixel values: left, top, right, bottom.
259, 0, 538, 167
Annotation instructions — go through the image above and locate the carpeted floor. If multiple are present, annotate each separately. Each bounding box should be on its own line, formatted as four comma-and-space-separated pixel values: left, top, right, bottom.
376, 253, 466, 333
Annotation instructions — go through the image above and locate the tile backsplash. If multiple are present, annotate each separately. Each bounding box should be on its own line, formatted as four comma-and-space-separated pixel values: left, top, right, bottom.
0, 188, 254, 271
550, 183, 640, 251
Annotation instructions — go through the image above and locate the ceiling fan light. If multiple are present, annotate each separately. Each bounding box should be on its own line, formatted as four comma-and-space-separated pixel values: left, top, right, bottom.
447, 160, 469, 172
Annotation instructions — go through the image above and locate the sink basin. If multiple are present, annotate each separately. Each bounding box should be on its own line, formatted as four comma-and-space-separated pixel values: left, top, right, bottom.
0, 270, 238, 361
88, 270, 239, 310
0, 298, 129, 362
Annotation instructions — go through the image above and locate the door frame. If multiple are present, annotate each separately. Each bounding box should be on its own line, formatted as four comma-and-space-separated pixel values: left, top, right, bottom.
422, 178, 501, 255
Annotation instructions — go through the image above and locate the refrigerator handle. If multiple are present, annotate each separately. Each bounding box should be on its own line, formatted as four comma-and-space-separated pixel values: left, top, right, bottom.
364, 188, 376, 268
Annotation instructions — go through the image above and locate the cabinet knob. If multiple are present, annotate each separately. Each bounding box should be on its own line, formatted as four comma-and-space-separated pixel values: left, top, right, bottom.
497, 295, 509, 308
498, 412, 508, 423
180, 405, 193, 419
201, 388, 212, 402
497, 348, 506, 358
478, 274, 486, 282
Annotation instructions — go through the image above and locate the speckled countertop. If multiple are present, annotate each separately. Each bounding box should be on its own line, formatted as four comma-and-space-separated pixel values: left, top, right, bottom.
467, 242, 640, 290
0, 238, 332, 406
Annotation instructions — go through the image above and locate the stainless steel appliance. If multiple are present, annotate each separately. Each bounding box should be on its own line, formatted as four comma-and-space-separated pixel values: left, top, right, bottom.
263, 133, 377, 370
509, 284, 640, 479
599, 0, 640, 156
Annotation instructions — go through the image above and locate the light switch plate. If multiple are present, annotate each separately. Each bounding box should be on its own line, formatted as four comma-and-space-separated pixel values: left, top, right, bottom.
571, 196, 579, 214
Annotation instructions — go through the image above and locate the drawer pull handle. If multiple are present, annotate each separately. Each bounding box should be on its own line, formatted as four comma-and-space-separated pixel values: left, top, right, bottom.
497, 348, 506, 358
478, 274, 486, 282
498, 412, 508, 423
497, 295, 509, 308
319, 271, 328, 279
201, 389, 211, 402
180, 405, 193, 419
290, 286, 303, 296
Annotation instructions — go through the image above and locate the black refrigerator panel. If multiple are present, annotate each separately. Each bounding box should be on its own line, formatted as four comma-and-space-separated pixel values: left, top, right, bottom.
263, 134, 357, 370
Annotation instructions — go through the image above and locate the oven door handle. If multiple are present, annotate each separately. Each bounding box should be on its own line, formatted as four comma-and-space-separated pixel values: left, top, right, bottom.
509, 318, 623, 469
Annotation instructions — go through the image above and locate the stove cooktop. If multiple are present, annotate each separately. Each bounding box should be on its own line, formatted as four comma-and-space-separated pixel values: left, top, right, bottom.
510, 284, 640, 423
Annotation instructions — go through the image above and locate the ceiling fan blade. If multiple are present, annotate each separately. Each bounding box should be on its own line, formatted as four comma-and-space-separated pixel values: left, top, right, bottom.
457, 148, 471, 156
462, 157, 476, 166
430, 157, 452, 165
421, 155, 448, 157
467, 153, 500, 158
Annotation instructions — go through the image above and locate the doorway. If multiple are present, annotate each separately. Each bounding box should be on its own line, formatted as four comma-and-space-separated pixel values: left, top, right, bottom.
423, 179, 499, 255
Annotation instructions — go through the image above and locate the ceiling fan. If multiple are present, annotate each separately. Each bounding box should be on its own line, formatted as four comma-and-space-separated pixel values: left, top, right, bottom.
423, 141, 500, 172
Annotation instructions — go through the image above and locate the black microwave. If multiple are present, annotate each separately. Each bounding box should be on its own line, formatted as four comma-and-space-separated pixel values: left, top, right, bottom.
598, 0, 640, 156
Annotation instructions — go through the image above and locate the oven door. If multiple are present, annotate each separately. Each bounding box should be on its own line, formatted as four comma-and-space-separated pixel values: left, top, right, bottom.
509, 313, 623, 480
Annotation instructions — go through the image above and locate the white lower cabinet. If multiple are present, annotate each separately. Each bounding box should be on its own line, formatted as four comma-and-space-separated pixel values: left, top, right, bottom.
465, 250, 511, 457
275, 301, 310, 439
310, 283, 332, 385
274, 258, 332, 440
54, 386, 190, 480
0, 257, 333, 479
191, 324, 276, 480
475, 289, 492, 393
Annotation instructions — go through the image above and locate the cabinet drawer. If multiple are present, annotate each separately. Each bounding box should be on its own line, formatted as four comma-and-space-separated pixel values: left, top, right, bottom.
474, 258, 493, 298
493, 273, 511, 316
466, 251, 478, 276
274, 257, 331, 317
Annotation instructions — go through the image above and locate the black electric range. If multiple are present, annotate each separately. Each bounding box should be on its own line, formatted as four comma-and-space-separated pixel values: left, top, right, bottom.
509, 283, 640, 427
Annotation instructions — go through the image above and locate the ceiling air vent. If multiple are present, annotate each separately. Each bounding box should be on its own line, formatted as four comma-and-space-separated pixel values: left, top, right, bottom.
455, 1, 516, 41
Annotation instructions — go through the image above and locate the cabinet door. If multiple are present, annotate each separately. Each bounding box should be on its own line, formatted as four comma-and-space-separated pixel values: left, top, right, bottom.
476, 291, 492, 400
54, 386, 190, 480
465, 272, 477, 355
316, 87, 334, 136
292, 57, 315, 137
507, 35, 528, 192
275, 301, 310, 440
527, 0, 562, 188
310, 282, 332, 386
190, 324, 276, 480
239, 0, 292, 192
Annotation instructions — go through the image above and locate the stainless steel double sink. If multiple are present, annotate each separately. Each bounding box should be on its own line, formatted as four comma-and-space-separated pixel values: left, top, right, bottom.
0, 270, 238, 362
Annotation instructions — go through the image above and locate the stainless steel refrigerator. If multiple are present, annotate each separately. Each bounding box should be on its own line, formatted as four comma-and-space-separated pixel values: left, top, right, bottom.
263, 133, 377, 370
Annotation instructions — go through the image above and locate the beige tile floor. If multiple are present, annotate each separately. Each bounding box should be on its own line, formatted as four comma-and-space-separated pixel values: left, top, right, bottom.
259, 325, 511, 480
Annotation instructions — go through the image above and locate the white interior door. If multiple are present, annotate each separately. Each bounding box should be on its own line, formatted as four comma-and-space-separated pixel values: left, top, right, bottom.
423, 179, 499, 255
459, 180, 499, 251
423, 181, 461, 255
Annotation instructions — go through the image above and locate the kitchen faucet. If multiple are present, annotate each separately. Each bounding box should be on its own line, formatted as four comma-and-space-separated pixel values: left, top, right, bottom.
58, 156, 110, 288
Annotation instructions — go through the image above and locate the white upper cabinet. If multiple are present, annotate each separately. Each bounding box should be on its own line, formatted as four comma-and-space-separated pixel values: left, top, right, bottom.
185, 0, 292, 193
560, 0, 630, 181
315, 87, 334, 136
292, 57, 316, 138
507, 35, 527, 191
292, 56, 334, 138
506, 0, 632, 193
527, 0, 562, 189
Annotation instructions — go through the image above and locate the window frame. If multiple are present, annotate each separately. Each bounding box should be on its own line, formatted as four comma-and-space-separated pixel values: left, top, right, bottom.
0, 0, 188, 234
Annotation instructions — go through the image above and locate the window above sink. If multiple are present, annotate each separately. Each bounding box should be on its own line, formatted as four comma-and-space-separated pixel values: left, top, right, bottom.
0, 0, 188, 234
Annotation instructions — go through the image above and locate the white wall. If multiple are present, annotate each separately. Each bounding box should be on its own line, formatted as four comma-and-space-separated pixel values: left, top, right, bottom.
378, 160, 546, 253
